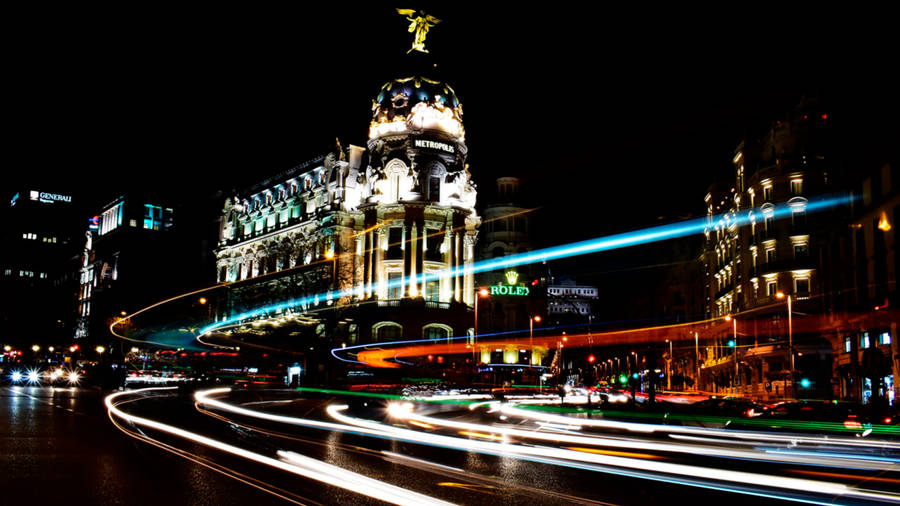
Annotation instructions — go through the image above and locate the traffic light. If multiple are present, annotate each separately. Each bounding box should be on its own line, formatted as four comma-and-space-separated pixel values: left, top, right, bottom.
800, 378, 811, 388
727, 340, 735, 348
619, 375, 628, 384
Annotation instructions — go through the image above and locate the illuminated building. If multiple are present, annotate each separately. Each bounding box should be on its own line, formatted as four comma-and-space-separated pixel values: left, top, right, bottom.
830, 160, 898, 403
474, 177, 547, 368
0, 188, 82, 346
547, 280, 598, 319
75, 194, 190, 342
214, 74, 480, 360
700, 97, 836, 398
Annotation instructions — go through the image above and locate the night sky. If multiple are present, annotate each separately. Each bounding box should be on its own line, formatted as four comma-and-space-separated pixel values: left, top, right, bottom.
6, 6, 895, 252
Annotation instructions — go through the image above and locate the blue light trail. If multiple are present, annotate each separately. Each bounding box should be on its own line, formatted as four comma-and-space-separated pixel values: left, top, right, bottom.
191, 193, 851, 339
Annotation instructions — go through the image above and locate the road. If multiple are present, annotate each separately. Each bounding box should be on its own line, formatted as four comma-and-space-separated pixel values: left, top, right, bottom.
0, 386, 275, 505
4, 384, 899, 504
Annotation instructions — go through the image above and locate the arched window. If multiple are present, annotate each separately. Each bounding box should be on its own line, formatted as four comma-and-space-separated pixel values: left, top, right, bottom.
423, 324, 452, 340
373, 322, 403, 342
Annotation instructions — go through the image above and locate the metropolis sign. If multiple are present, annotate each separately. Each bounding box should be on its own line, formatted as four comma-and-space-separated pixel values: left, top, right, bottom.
30, 190, 72, 204
413, 138, 455, 154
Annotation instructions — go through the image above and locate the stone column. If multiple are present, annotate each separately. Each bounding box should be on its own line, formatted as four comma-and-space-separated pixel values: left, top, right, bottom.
376, 228, 386, 299
453, 233, 461, 302
409, 224, 418, 297
464, 234, 475, 306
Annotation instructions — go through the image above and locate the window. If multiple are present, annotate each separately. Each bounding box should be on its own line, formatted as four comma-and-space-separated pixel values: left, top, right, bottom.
793, 244, 808, 258
763, 186, 773, 201
766, 249, 776, 263
766, 280, 777, 296
373, 322, 402, 342
425, 228, 442, 261
880, 332, 891, 345
423, 324, 450, 340
143, 204, 163, 230
794, 278, 809, 293
387, 227, 403, 259
387, 272, 402, 299
790, 179, 803, 195
425, 280, 440, 301
428, 176, 441, 201
844, 336, 852, 353
100, 202, 124, 235
861, 332, 870, 349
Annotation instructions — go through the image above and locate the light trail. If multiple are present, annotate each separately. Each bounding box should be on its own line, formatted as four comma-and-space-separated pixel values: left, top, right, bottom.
196, 194, 853, 339
105, 387, 454, 506
325, 404, 897, 504
193, 388, 900, 502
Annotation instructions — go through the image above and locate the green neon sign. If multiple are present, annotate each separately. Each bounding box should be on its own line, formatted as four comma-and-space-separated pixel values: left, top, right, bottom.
490, 285, 530, 296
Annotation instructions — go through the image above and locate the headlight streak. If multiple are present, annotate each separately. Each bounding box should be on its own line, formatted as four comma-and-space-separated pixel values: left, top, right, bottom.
500, 403, 900, 452
325, 403, 900, 503
390, 403, 899, 471
193, 388, 898, 502
197, 194, 853, 342
106, 388, 454, 506
106, 391, 310, 505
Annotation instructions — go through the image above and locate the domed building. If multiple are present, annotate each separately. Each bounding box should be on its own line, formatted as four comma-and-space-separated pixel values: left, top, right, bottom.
212, 71, 480, 376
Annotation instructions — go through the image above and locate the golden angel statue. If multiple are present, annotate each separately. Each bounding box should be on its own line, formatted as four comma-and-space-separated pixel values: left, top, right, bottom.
397, 9, 441, 53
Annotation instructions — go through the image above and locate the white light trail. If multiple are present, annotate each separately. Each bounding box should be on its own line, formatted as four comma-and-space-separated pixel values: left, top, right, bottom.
106, 388, 453, 506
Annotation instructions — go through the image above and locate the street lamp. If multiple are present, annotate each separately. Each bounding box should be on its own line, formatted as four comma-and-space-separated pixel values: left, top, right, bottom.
776, 291, 793, 397
474, 287, 489, 361
529, 315, 542, 365
725, 314, 738, 393
324, 249, 336, 289
665, 339, 673, 390
32, 345, 40, 352
95, 345, 105, 357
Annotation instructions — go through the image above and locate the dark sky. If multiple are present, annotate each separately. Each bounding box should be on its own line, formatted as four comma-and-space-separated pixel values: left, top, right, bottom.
6, 5, 895, 247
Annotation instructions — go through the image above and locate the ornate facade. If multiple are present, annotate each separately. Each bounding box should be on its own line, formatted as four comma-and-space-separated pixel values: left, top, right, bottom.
214, 76, 480, 346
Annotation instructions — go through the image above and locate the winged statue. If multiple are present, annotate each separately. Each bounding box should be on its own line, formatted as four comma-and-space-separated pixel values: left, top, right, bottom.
397, 9, 441, 53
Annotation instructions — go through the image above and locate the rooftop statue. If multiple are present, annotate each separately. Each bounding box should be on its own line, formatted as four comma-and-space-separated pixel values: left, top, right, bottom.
397, 9, 441, 53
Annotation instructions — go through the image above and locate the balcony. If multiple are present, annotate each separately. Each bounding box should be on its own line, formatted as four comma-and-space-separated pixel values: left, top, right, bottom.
715, 283, 734, 300
758, 258, 815, 275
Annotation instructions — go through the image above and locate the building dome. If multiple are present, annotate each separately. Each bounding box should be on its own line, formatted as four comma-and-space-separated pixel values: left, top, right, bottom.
369, 76, 464, 141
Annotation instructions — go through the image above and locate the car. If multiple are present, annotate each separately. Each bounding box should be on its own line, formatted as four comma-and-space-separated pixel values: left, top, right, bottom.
730, 400, 900, 437
663, 397, 767, 428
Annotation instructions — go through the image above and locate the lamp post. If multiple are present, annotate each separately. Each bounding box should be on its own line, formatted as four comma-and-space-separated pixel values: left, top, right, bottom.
474, 288, 489, 362
666, 339, 673, 390
776, 291, 793, 398
725, 314, 738, 394
695, 331, 700, 392
529, 315, 542, 365
325, 249, 336, 289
